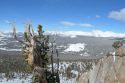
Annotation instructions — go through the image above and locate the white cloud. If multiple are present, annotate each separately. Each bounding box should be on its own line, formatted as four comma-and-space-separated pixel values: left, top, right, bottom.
96, 15, 101, 18
61, 21, 76, 26
79, 23, 94, 27
109, 8, 125, 21
61, 21, 94, 27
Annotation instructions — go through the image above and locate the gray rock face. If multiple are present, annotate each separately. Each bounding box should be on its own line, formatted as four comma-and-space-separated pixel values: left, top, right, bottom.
77, 56, 125, 83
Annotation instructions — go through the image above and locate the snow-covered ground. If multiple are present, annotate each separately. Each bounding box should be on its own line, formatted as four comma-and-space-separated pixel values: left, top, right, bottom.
1, 76, 77, 83
64, 43, 86, 52
0, 61, 94, 83
1, 78, 31, 83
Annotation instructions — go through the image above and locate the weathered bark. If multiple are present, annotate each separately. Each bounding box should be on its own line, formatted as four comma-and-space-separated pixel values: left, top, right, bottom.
33, 66, 47, 83
13, 24, 49, 83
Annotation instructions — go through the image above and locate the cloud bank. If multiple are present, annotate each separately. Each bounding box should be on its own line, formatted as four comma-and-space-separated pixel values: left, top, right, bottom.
109, 8, 125, 21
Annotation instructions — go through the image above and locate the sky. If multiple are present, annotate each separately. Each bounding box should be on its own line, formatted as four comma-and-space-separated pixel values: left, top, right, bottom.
0, 0, 125, 33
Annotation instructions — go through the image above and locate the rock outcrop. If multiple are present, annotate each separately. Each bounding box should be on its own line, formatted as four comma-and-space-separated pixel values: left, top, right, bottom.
77, 55, 125, 83
115, 46, 125, 57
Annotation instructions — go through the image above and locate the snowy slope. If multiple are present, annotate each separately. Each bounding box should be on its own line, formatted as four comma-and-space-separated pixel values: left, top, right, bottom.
46, 30, 125, 38
64, 43, 86, 52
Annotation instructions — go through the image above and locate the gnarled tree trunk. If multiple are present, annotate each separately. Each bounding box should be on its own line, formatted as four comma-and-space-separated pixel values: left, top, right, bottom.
13, 24, 49, 83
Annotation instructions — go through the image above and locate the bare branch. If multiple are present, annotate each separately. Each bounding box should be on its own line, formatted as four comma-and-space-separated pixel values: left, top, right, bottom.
31, 25, 35, 36
13, 26, 30, 45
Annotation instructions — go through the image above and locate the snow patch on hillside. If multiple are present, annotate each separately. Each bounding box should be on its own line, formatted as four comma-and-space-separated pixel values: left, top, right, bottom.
0, 43, 6, 45
80, 52, 90, 56
0, 32, 6, 37
57, 45, 67, 49
64, 43, 86, 52
0, 47, 21, 51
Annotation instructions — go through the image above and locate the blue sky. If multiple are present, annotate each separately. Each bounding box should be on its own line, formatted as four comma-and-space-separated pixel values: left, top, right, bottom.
0, 0, 125, 33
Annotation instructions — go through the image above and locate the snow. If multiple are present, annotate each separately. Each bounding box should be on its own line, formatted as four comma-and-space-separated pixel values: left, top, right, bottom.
0, 74, 32, 83
1, 77, 76, 83
0, 61, 91, 83
64, 43, 86, 52
0, 62, 83, 83
57, 45, 67, 48
0, 36, 6, 42
0, 47, 21, 51
80, 52, 90, 56
110, 52, 116, 62
112, 52, 116, 62
0, 44, 6, 45
60, 77, 76, 83
46, 30, 125, 38
1, 78, 30, 83
0, 32, 11, 40
0, 32, 6, 37
71, 70, 79, 76
0, 30, 125, 40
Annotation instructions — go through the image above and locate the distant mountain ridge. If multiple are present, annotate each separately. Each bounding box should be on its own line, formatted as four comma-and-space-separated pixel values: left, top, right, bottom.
1, 30, 125, 38
46, 30, 125, 38
0, 30, 124, 60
